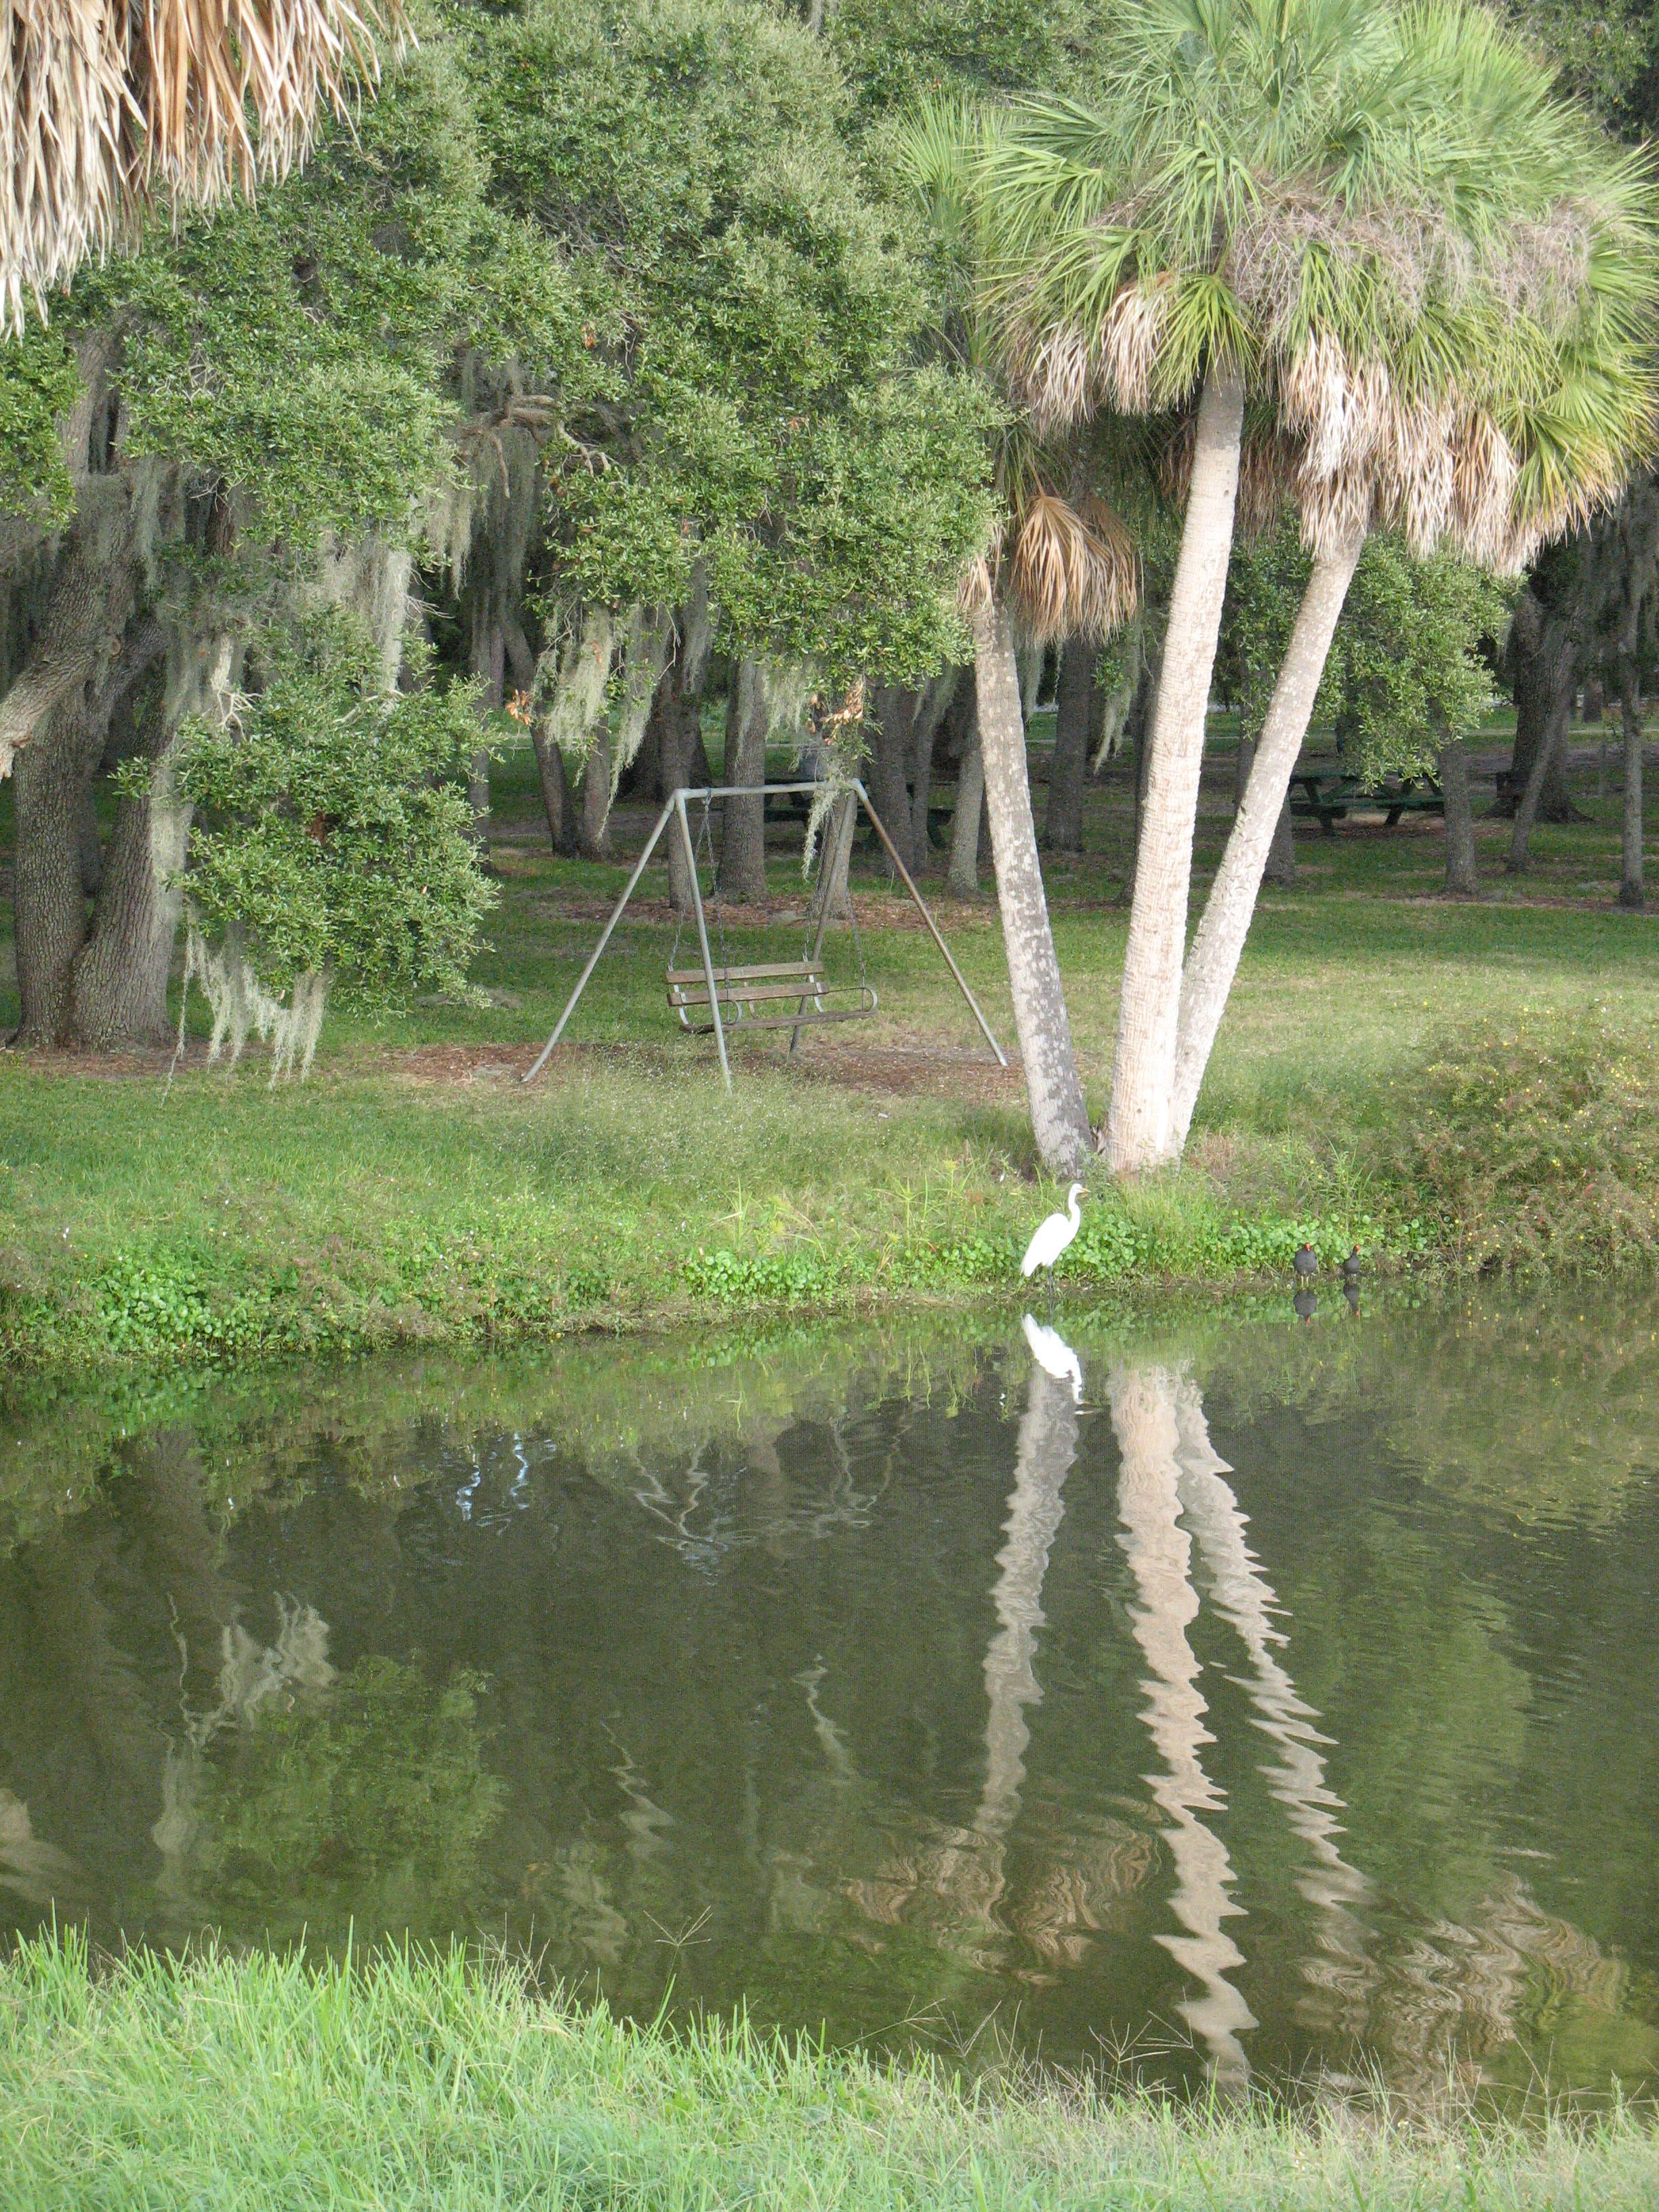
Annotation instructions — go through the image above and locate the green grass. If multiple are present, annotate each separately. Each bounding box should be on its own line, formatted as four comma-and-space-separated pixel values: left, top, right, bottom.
3, 1936, 1655, 2211
0, 729, 1656, 1366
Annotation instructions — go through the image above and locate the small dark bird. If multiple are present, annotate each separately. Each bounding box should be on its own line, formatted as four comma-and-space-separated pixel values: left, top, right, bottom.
1293, 1242, 1318, 1279
1341, 1245, 1362, 1286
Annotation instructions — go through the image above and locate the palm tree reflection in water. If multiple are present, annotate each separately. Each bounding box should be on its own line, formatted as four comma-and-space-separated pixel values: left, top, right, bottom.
1109, 1364, 1376, 2090
1111, 1364, 1258, 2089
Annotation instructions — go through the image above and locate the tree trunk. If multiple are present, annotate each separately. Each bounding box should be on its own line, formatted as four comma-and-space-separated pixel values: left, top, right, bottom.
972, 595, 1092, 1174
1263, 796, 1296, 886
1619, 657, 1644, 909
72, 628, 226, 1050
1506, 679, 1571, 872
70, 745, 191, 1050
1106, 367, 1246, 1174
720, 662, 768, 902
578, 735, 613, 860
1168, 531, 1363, 1151
528, 724, 576, 855
1501, 588, 1578, 821
907, 669, 957, 869
867, 685, 916, 874
12, 708, 99, 1046
655, 655, 705, 914
468, 612, 504, 865
1439, 735, 1479, 899
1235, 735, 1297, 886
1044, 635, 1093, 853
949, 718, 985, 897
808, 789, 856, 926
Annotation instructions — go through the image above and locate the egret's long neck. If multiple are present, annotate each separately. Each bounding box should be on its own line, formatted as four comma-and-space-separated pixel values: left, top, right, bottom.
1068, 1188, 1082, 1230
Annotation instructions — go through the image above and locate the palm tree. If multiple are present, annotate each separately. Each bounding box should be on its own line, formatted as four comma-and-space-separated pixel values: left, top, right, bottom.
901, 101, 1138, 1175
980, 0, 1659, 1172
2, 0, 396, 333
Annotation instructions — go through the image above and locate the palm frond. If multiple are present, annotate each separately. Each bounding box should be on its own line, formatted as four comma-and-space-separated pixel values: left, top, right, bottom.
1006, 485, 1140, 643
1, 0, 401, 332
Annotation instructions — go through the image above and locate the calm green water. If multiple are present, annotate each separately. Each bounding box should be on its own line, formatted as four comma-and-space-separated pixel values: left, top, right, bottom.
2, 1298, 1657, 2101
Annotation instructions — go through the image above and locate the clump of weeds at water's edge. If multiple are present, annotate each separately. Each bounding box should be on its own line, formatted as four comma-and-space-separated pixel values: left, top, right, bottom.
2, 1937, 1656, 2212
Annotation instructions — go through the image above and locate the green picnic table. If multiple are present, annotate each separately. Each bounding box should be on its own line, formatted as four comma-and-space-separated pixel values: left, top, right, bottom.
1288, 766, 1444, 836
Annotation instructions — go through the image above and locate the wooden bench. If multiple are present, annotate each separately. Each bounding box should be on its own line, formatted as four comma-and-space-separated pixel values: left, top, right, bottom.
666, 960, 878, 1033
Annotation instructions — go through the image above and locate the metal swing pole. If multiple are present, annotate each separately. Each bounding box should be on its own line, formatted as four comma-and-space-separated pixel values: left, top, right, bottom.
790, 787, 857, 1057
521, 794, 676, 1085
678, 788, 733, 1090
852, 779, 1008, 1067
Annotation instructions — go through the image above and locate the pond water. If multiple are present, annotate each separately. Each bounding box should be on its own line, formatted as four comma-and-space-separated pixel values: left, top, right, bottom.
2, 1296, 1657, 2102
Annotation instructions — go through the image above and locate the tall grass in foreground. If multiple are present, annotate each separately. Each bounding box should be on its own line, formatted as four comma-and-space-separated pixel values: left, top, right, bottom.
2, 1937, 1655, 2211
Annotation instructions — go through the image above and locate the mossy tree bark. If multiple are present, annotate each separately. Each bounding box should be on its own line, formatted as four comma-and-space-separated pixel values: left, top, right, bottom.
12, 702, 102, 1046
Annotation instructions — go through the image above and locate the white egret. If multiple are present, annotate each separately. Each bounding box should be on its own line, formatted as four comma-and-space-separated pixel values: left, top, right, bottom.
1021, 1181, 1085, 1310
1022, 1313, 1084, 1404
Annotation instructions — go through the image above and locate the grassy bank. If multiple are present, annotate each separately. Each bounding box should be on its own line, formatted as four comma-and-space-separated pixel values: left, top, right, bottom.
1, 734, 1658, 1368
3, 1938, 1655, 2212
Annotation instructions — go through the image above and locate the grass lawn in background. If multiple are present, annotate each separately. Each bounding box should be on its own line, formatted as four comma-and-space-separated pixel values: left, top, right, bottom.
0, 719, 1656, 1366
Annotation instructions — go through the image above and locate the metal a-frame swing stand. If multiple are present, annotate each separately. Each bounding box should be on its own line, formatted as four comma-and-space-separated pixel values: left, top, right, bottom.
522, 780, 1008, 1089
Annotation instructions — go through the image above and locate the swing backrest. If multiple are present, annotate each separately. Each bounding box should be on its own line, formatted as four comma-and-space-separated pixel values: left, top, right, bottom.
665, 960, 877, 1032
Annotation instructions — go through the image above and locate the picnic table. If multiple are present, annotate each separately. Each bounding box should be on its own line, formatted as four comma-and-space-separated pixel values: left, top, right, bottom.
1288, 766, 1444, 836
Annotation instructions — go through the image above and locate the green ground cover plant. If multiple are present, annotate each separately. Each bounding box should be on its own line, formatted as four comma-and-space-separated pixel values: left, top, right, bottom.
2, 1938, 1654, 2212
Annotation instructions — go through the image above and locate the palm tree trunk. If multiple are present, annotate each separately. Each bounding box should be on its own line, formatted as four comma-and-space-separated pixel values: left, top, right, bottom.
1619, 655, 1644, 909
1439, 735, 1479, 899
1166, 523, 1357, 1155
1105, 367, 1245, 1174
971, 595, 1092, 1174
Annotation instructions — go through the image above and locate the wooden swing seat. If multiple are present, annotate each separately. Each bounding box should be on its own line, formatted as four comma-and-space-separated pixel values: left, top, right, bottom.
666, 960, 878, 1033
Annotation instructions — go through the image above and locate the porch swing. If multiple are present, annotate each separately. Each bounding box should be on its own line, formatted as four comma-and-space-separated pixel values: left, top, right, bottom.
664, 787, 876, 1042
521, 779, 1006, 1090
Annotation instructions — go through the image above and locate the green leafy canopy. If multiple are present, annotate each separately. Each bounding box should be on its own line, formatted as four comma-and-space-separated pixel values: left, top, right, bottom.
172, 613, 497, 1013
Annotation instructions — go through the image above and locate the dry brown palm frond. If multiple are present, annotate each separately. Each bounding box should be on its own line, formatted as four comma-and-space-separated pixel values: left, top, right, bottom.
1006, 319, 1094, 439
1097, 281, 1164, 415
1298, 468, 1374, 560
1281, 335, 1393, 485
1004, 282, 1166, 436
1, 0, 399, 333
1235, 432, 1295, 539
1006, 486, 1139, 643
1448, 410, 1521, 571
1372, 394, 1455, 556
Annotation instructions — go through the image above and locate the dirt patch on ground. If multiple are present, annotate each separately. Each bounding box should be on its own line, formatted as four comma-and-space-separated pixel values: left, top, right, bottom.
371, 1036, 1025, 1105
528, 888, 1000, 936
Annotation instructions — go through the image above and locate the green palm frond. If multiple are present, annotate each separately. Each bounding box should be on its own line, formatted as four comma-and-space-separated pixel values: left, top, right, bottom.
961, 0, 1658, 568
